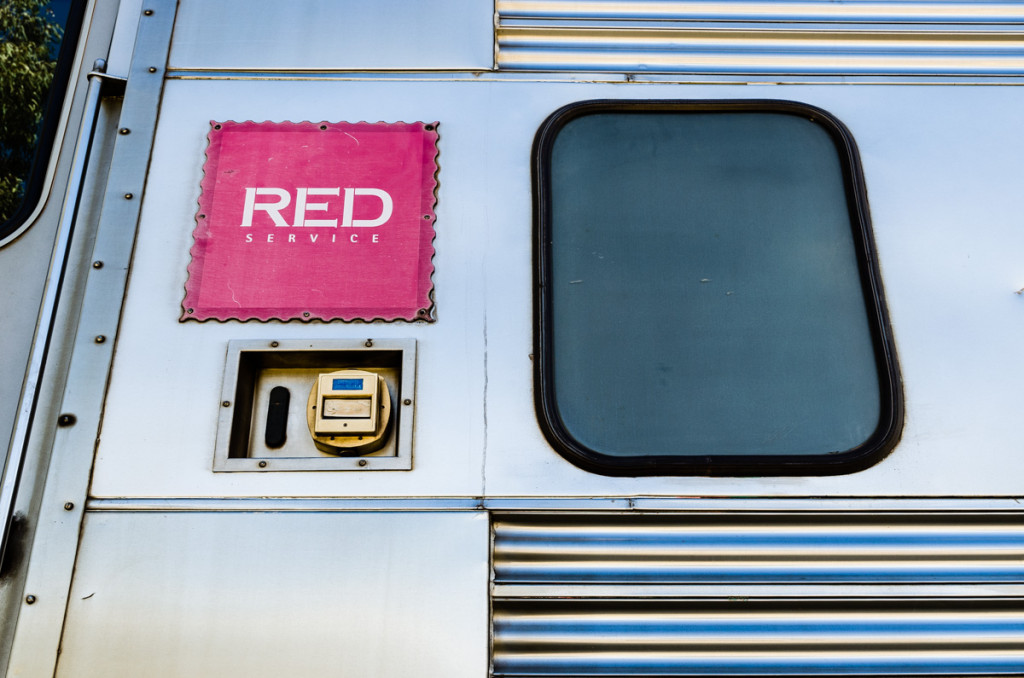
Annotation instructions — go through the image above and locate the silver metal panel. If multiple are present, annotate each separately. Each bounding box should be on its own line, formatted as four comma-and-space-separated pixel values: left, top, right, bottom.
169, 0, 495, 72
91, 78, 1024, 498
492, 512, 1024, 676
496, 0, 1024, 75
57, 511, 489, 678
90, 77, 497, 500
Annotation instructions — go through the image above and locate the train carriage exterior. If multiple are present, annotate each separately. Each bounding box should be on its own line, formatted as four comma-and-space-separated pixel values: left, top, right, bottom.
2, 1, 1024, 676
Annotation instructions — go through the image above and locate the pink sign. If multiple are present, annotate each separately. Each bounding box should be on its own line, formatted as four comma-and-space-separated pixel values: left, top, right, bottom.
182, 121, 439, 322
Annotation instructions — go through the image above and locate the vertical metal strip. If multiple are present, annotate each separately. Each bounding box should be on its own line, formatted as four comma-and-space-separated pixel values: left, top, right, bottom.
0, 62, 124, 569
5, 4, 177, 676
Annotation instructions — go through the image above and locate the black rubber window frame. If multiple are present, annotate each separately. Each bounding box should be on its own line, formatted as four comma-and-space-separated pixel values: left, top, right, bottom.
0, 0, 88, 241
533, 99, 903, 477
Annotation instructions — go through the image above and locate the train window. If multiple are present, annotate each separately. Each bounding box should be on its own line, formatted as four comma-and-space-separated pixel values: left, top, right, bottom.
533, 100, 902, 476
0, 0, 86, 241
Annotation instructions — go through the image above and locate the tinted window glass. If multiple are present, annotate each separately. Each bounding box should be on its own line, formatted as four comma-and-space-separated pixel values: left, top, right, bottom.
534, 101, 901, 476
0, 0, 82, 236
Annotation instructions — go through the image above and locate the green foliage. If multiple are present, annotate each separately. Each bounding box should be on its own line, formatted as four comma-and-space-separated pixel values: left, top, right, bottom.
0, 0, 63, 223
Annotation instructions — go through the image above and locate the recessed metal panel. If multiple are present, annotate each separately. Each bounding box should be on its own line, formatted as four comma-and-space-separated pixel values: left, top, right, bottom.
213, 339, 416, 472
57, 511, 489, 678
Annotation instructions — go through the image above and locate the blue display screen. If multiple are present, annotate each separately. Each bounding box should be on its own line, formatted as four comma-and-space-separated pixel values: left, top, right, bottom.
332, 378, 364, 391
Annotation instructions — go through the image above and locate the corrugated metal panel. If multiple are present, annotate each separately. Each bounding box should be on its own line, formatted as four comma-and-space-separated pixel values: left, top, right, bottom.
495, 1, 1024, 75
492, 513, 1024, 676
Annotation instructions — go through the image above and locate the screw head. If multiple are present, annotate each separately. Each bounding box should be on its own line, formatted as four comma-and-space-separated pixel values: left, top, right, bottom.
57, 414, 76, 427
403, 398, 412, 406
92, 260, 103, 269
358, 459, 368, 467
258, 461, 267, 468
25, 595, 36, 605
94, 335, 106, 343
119, 127, 130, 135
364, 339, 373, 347
270, 341, 279, 347
143, 9, 153, 15
124, 193, 134, 200
222, 401, 231, 408
148, 67, 157, 73
64, 502, 74, 511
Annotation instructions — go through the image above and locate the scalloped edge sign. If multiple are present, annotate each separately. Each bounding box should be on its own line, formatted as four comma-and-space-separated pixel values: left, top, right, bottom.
182, 120, 438, 322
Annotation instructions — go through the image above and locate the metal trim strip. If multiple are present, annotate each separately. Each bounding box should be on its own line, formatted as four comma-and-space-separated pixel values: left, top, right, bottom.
86, 497, 485, 512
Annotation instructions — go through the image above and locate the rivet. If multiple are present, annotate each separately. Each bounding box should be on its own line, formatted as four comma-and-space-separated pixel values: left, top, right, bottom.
319, 125, 327, 130
64, 502, 74, 511
303, 312, 310, 318
57, 414, 76, 427
364, 339, 373, 347
222, 401, 231, 408
358, 459, 368, 467
148, 67, 157, 73
94, 335, 106, 343
214, 124, 222, 130
25, 595, 36, 605
423, 215, 431, 220
403, 398, 412, 406
270, 341, 279, 347
92, 260, 103, 269
187, 308, 194, 314
119, 127, 130, 135
124, 193, 134, 200
143, 9, 153, 15
424, 124, 435, 131
258, 461, 267, 468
